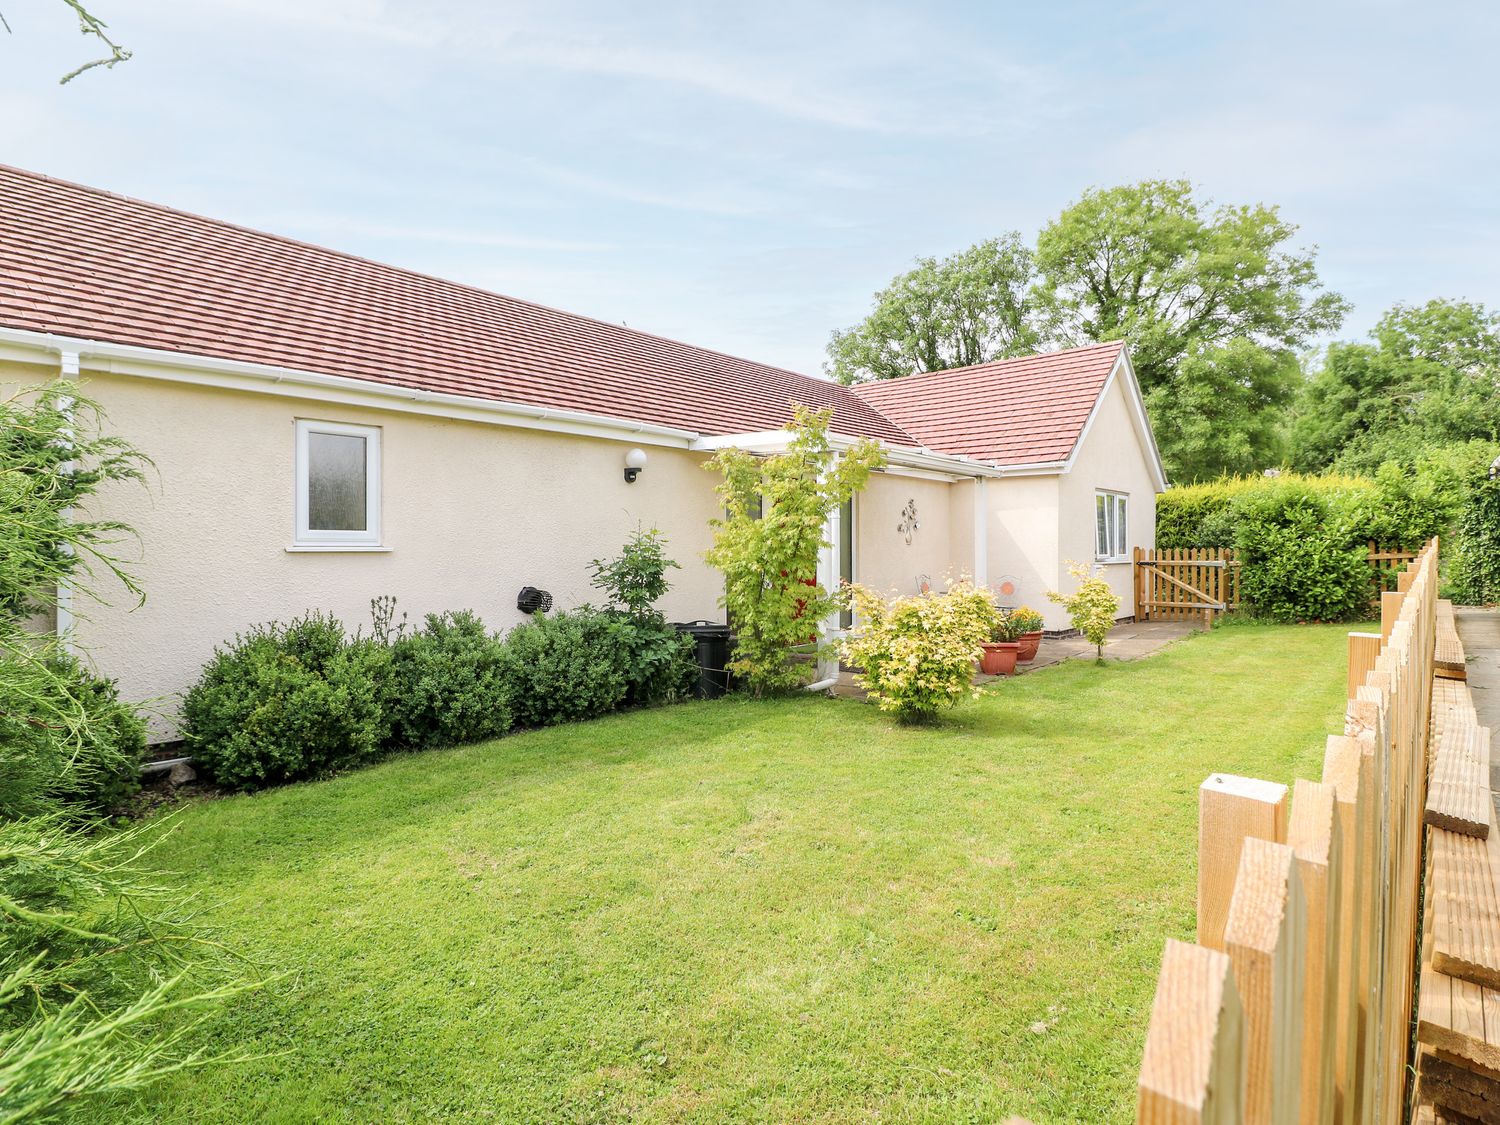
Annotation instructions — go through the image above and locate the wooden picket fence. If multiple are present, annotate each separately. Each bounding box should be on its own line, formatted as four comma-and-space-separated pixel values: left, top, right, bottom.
1135, 538, 1449, 1123
1135, 544, 1424, 626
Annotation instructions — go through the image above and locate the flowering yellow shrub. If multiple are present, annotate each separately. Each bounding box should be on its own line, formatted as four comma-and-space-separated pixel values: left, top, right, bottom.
1047, 562, 1121, 660
841, 580, 996, 722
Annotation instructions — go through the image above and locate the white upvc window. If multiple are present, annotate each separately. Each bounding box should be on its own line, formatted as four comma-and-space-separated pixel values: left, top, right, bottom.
1095, 490, 1129, 562
293, 419, 382, 548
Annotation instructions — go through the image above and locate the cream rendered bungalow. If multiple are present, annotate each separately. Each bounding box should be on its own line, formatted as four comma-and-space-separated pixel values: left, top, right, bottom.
0, 166, 1166, 734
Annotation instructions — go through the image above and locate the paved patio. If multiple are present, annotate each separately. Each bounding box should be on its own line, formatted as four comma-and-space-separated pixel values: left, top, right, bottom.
829, 618, 1200, 699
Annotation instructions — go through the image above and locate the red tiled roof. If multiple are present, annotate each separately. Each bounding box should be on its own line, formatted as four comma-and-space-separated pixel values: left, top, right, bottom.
850, 341, 1126, 466
0, 164, 917, 445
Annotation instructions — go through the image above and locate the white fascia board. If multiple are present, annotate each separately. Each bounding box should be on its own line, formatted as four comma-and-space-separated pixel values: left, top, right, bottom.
0, 326, 703, 450
1054, 349, 1169, 493
692, 429, 1006, 480
996, 459, 1068, 477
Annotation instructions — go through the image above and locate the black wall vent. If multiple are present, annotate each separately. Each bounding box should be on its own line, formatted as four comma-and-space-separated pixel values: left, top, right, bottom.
517, 587, 554, 615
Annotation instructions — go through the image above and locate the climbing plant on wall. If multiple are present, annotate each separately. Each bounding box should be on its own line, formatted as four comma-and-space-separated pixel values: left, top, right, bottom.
704, 405, 885, 695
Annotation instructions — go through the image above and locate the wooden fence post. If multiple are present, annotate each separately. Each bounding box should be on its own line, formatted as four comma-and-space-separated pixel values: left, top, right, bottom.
1320, 734, 1374, 1125
1138, 939, 1248, 1124
1288, 779, 1341, 1125
1347, 632, 1381, 700
1199, 775, 1290, 952
1224, 837, 1308, 1125
1380, 591, 1402, 643
1135, 546, 1145, 621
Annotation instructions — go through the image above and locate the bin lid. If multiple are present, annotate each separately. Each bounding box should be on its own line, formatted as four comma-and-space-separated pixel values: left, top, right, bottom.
671, 620, 731, 635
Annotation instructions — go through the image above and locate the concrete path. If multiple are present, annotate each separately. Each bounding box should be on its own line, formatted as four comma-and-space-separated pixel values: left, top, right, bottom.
1456, 606, 1500, 737
830, 619, 1200, 699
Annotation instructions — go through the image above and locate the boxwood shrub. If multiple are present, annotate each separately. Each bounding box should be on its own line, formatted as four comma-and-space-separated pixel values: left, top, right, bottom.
384, 611, 511, 749
182, 612, 388, 791
500, 608, 633, 728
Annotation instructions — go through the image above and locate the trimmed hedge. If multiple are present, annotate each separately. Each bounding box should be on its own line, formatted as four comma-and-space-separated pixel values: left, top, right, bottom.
1157, 448, 1500, 618
384, 611, 511, 750
181, 604, 697, 792
1157, 474, 1426, 622
1452, 477, 1500, 605
182, 613, 389, 791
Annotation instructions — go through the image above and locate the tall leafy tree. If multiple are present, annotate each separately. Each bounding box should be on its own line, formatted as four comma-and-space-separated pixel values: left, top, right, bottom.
1033, 179, 1348, 395
1289, 299, 1500, 472
826, 235, 1044, 384
1145, 339, 1299, 483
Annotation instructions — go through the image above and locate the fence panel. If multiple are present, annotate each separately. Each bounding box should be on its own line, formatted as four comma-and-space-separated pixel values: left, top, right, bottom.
1135, 538, 1445, 1124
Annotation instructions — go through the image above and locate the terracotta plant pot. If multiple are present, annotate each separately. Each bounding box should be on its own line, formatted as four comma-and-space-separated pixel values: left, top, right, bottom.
979, 641, 1021, 676
1017, 631, 1043, 662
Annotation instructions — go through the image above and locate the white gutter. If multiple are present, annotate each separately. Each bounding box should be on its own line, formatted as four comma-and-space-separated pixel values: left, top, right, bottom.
0, 326, 1014, 478
0, 327, 703, 450
690, 428, 1008, 480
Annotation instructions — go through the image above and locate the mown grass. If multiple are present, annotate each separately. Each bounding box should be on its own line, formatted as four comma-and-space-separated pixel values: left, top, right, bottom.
90, 624, 1353, 1124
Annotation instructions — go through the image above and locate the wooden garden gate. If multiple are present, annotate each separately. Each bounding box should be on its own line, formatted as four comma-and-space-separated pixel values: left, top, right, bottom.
1134, 547, 1242, 627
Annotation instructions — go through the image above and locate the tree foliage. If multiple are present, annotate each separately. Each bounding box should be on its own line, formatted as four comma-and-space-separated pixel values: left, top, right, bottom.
826, 235, 1044, 384
1289, 300, 1500, 474
0, 380, 250, 1119
1034, 179, 1347, 396
826, 179, 1347, 482
1143, 339, 1299, 483
1, 1, 131, 84
704, 405, 884, 695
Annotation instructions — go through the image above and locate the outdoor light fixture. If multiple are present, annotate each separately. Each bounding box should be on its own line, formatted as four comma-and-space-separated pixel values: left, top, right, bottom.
624, 447, 648, 483
1490, 454, 1500, 480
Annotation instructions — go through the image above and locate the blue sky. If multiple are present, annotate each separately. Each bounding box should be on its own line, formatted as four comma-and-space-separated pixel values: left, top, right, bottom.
3, 1, 1497, 375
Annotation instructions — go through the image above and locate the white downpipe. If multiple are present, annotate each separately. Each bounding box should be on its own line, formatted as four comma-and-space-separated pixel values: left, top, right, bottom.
812, 463, 842, 686
973, 476, 989, 587
55, 349, 80, 655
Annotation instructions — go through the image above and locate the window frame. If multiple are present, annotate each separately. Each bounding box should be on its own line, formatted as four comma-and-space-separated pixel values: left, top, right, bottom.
1095, 490, 1129, 563
293, 419, 382, 549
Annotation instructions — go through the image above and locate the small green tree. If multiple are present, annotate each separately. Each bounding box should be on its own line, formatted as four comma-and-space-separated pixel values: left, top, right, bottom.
589, 527, 680, 620
0, 380, 250, 1118
704, 405, 884, 695
1048, 562, 1121, 661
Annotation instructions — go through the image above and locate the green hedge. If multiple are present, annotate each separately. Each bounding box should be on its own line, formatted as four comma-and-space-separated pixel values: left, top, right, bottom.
182, 613, 389, 791
1157, 471, 1446, 622
182, 605, 697, 792
1452, 477, 1500, 605
1157, 448, 1498, 619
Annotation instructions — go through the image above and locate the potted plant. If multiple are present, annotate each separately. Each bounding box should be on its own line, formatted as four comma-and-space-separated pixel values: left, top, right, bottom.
1008, 605, 1045, 662
979, 608, 1023, 676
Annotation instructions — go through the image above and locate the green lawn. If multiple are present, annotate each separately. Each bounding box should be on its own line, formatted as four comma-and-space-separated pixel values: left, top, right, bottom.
93, 624, 1351, 1124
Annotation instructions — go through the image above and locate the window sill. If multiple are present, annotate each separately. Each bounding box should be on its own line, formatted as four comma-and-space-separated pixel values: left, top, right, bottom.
285, 544, 392, 554
1094, 557, 1130, 566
